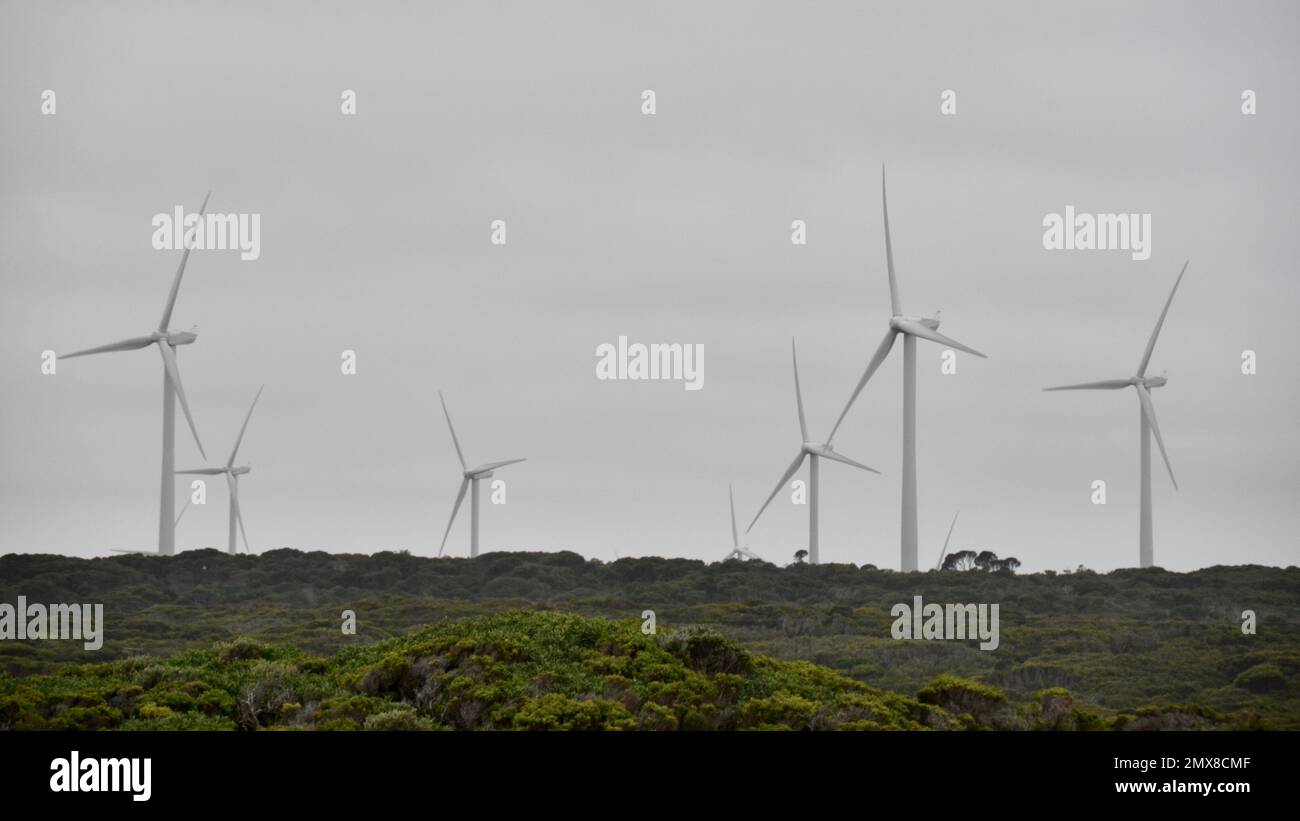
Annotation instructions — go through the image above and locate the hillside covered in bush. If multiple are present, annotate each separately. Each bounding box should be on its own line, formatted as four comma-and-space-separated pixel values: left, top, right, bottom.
0, 610, 1255, 731
2, 550, 1298, 728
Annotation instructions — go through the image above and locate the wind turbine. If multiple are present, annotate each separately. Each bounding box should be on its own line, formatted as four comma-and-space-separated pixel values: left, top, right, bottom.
722, 484, 762, 561
828, 168, 987, 572
934, 511, 959, 570
1044, 263, 1187, 568
177, 385, 264, 555
748, 339, 879, 564
60, 191, 211, 556
437, 392, 526, 558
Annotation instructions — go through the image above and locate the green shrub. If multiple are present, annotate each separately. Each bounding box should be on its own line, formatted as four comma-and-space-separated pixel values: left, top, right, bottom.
512, 693, 636, 731
1233, 663, 1287, 694
363, 704, 440, 731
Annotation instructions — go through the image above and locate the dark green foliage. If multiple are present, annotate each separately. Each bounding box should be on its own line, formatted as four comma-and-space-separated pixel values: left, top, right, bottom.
1233, 663, 1287, 694
1, 551, 1297, 728
0, 611, 955, 731
942, 550, 1020, 573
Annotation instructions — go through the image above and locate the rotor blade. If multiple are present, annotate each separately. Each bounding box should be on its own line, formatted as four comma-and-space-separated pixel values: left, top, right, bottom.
819, 449, 881, 474
175, 499, 191, 526
937, 511, 959, 570
1137, 261, 1188, 377
1042, 379, 1131, 391
439, 391, 467, 469
882, 165, 901, 315
159, 191, 211, 332
791, 338, 808, 441
175, 467, 225, 475
438, 478, 470, 556
729, 483, 740, 548
473, 458, 526, 473
228, 384, 265, 468
238, 511, 250, 553
746, 452, 806, 534
158, 341, 205, 459
227, 473, 250, 553
894, 319, 987, 358
828, 328, 897, 443
59, 335, 156, 359
1136, 384, 1177, 491
739, 548, 762, 561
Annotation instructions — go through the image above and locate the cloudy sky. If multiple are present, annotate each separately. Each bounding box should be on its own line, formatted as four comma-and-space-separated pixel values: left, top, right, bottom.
1, 1, 1296, 571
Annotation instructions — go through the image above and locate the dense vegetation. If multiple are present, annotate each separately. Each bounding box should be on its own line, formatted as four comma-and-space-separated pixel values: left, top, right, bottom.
1, 550, 1297, 729
0, 610, 1253, 731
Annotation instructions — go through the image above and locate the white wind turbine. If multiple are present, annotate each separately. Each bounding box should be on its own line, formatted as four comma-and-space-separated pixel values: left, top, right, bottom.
1044, 263, 1187, 569
828, 168, 987, 572
748, 339, 879, 564
722, 484, 762, 562
437, 392, 526, 558
61, 191, 211, 556
176, 385, 264, 555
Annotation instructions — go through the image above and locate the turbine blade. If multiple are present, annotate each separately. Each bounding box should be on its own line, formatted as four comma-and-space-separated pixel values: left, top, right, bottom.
1137, 261, 1188, 377
1042, 379, 1131, 391
228, 384, 265, 468
439, 391, 467, 469
894, 319, 987, 358
175, 467, 225, 475
438, 478, 470, 556
474, 458, 526, 473
158, 191, 211, 332
828, 328, 897, 443
791, 338, 808, 441
729, 483, 739, 548
1137, 384, 1178, 491
937, 511, 959, 570
820, 449, 880, 474
227, 473, 250, 553
158, 342, 205, 459
175, 499, 191, 526
747, 452, 806, 533
59, 335, 156, 359
882, 165, 901, 315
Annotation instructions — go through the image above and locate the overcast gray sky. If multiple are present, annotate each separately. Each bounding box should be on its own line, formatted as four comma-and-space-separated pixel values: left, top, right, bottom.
1, 1, 1297, 572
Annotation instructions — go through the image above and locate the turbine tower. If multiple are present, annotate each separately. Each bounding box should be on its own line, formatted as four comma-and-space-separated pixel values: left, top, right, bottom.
437, 392, 526, 558
748, 339, 879, 564
60, 191, 211, 556
177, 385, 264, 554
829, 168, 987, 572
723, 484, 762, 561
1044, 263, 1187, 568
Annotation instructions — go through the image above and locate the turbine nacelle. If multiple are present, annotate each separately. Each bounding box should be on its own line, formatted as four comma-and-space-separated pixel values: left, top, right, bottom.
889, 315, 940, 331
165, 330, 198, 347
